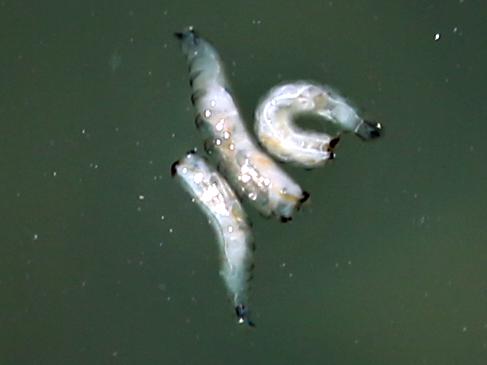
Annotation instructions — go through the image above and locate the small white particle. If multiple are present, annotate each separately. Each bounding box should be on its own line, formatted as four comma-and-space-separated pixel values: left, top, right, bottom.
138, 195, 145, 200
203, 109, 212, 118
161, 215, 165, 220
52, 171, 57, 177
215, 119, 225, 131
434, 33, 441, 41
33, 234, 39, 241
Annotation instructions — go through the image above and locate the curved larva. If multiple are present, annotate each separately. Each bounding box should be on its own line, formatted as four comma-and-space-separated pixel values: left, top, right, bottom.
175, 30, 309, 221
171, 151, 255, 326
255, 82, 382, 167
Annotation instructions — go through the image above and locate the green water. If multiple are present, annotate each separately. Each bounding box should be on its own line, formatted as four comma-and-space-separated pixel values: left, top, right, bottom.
2, 1, 486, 364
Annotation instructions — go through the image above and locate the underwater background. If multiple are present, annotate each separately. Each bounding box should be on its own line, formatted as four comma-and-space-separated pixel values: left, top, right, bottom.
2, 0, 486, 364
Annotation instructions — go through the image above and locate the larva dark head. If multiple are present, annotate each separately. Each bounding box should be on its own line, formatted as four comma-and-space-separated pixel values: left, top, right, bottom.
300, 191, 311, 204
280, 216, 292, 223
173, 28, 200, 46
235, 304, 255, 327
170, 160, 179, 177
356, 120, 383, 141
329, 137, 340, 149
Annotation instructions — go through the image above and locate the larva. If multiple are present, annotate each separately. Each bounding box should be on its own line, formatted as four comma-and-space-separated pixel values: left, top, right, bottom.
171, 151, 254, 326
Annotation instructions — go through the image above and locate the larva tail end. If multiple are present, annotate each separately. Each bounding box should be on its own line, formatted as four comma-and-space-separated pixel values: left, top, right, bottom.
356, 120, 383, 140
235, 304, 256, 328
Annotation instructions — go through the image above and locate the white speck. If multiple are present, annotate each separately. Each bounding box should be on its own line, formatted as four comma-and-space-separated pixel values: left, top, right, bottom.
462, 326, 468, 332
215, 119, 225, 131
223, 131, 231, 140
227, 226, 234, 233
52, 171, 57, 177
161, 215, 165, 221
215, 138, 222, 146
33, 234, 39, 241
203, 109, 212, 118
210, 100, 216, 107
138, 195, 145, 200
169, 228, 174, 233
240, 174, 251, 183
171, 133, 176, 138
81, 129, 86, 134
434, 33, 441, 41
453, 26, 458, 33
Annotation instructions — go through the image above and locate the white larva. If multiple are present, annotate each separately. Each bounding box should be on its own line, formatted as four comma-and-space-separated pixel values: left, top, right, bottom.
171, 151, 255, 326
255, 82, 382, 167
172, 29, 382, 326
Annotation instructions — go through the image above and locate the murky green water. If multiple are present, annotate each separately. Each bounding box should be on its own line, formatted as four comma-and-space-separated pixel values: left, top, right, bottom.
2, 1, 486, 364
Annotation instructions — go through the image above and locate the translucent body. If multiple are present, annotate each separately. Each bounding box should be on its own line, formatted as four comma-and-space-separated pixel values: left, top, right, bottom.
172, 152, 253, 310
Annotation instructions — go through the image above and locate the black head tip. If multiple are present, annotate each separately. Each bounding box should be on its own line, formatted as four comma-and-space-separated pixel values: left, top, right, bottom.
235, 304, 255, 327
174, 28, 199, 43
300, 191, 311, 204
170, 160, 179, 177
329, 137, 340, 149
280, 216, 292, 223
365, 120, 383, 139
356, 120, 383, 140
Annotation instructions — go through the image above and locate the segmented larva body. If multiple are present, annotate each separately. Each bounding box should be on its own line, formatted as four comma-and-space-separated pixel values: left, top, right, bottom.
171, 152, 254, 326
176, 30, 309, 221
172, 29, 382, 326
255, 82, 381, 167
